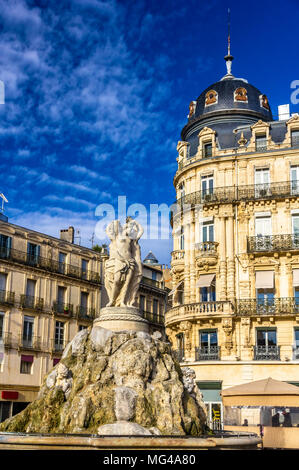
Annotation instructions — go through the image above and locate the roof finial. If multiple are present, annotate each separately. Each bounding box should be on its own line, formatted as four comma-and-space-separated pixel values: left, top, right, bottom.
222, 8, 234, 79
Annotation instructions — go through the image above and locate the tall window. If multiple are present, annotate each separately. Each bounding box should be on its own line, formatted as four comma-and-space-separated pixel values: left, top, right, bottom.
153, 299, 159, 315
80, 292, 89, 316
255, 134, 267, 151
294, 329, 299, 359
0, 312, 4, 339
291, 166, 299, 194
176, 333, 184, 354
27, 243, 40, 266
179, 183, 185, 200
55, 321, 65, 351
152, 271, 157, 281
199, 330, 218, 353
254, 329, 279, 360
0, 235, 11, 259
200, 286, 216, 302
58, 252, 66, 274
20, 355, 33, 374
0, 273, 7, 292
81, 259, 88, 280
25, 279, 36, 308
179, 227, 184, 250
255, 216, 272, 251
22, 315, 34, 348
201, 175, 214, 198
255, 168, 270, 197
139, 295, 145, 312
291, 130, 299, 148
202, 221, 214, 243
203, 142, 212, 158
256, 329, 277, 348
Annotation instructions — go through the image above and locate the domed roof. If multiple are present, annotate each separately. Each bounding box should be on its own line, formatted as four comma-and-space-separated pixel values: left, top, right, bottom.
143, 251, 159, 265
190, 77, 273, 122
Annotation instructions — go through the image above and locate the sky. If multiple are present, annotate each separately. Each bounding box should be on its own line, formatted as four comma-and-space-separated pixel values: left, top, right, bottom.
0, 0, 299, 265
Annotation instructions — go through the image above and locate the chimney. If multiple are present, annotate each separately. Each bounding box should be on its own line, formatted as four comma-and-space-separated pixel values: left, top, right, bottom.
278, 104, 290, 121
60, 226, 75, 243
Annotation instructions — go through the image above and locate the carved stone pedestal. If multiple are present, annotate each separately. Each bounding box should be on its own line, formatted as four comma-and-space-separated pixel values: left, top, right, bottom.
96, 306, 149, 333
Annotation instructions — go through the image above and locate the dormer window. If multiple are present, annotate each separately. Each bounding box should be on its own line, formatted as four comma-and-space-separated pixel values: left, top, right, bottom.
205, 90, 218, 107
259, 94, 270, 110
234, 87, 248, 102
291, 130, 299, 148
255, 134, 267, 152
203, 142, 212, 158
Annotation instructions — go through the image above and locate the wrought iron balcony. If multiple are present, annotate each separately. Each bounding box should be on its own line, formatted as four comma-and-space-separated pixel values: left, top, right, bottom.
18, 334, 42, 351
236, 298, 299, 316
253, 345, 280, 361
173, 349, 185, 362
142, 310, 164, 326
0, 246, 101, 284
53, 302, 73, 317
174, 179, 299, 210
248, 234, 299, 253
195, 346, 220, 361
141, 277, 161, 289
20, 295, 44, 311
0, 289, 15, 306
76, 305, 96, 320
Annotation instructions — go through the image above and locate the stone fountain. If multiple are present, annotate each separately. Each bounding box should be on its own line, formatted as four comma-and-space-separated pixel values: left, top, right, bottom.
0, 218, 261, 449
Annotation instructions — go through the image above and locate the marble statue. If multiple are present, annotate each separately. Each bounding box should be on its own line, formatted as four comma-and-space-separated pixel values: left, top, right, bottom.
104, 217, 144, 308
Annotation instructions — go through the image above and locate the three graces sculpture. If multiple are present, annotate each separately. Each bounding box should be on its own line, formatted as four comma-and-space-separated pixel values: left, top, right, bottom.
104, 217, 144, 308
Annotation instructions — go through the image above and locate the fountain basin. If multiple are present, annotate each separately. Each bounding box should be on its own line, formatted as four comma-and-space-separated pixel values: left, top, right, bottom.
0, 431, 261, 450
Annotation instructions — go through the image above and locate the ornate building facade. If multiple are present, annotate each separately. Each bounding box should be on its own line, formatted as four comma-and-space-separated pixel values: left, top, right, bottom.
165, 53, 299, 428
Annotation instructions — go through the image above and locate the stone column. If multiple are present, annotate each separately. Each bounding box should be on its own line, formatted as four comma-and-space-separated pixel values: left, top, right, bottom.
219, 217, 227, 300
226, 216, 235, 301
189, 210, 196, 304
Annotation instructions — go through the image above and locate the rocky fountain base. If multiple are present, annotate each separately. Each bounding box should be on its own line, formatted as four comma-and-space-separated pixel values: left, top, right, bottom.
0, 323, 207, 436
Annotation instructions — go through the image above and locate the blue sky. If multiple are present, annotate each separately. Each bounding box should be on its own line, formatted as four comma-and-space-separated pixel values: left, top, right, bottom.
0, 0, 298, 265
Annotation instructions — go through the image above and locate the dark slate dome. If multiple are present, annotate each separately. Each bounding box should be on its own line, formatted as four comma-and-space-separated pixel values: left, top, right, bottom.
181, 66, 273, 155
143, 251, 159, 265
192, 78, 273, 122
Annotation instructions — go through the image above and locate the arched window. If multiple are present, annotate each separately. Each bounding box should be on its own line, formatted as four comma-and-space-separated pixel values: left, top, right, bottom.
234, 87, 248, 102
205, 90, 218, 106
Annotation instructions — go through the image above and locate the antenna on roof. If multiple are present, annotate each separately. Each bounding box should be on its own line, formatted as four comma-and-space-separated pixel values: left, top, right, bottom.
74, 229, 81, 245
0, 193, 8, 213
222, 8, 234, 79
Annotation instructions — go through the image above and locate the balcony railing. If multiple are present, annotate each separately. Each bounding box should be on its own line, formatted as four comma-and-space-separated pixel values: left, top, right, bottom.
0, 247, 101, 284
174, 179, 299, 209
0, 331, 13, 348
195, 241, 218, 253
195, 346, 220, 361
236, 298, 299, 316
253, 345, 280, 361
171, 250, 185, 261
184, 301, 233, 314
51, 338, 68, 353
53, 302, 73, 317
20, 295, 44, 311
142, 310, 164, 326
248, 234, 299, 253
173, 349, 185, 362
140, 277, 162, 289
75, 305, 96, 320
0, 290, 15, 306
18, 334, 42, 351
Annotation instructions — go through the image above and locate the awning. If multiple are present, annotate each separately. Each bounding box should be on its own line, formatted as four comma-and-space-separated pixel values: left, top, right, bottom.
21, 355, 34, 363
168, 281, 183, 296
196, 274, 215, 288
293, 269, 299, 287
221, 377, 299, 407
255, 271, 274, 289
